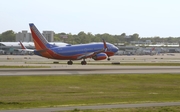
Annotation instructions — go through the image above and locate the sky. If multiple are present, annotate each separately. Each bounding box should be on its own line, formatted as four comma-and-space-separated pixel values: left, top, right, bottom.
1, 0, 180, 37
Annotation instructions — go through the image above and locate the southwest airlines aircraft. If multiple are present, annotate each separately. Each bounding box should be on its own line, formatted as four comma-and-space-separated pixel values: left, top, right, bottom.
29, 23, 118, 65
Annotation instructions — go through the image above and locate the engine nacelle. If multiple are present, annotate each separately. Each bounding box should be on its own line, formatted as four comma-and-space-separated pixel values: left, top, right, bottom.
92, 53, 107, 60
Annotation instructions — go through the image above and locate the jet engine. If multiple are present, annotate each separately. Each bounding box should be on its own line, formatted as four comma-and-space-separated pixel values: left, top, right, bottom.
92, 53, 107, 60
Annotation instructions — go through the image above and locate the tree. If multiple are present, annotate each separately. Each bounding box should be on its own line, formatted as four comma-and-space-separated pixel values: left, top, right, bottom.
93, 34, 102, 42
153, 36, 161, 43
121, 33, 126, 37
131, 33, 139, 41
1, 30, 15, 42
77, 31, 90, 44
0, 34, 1, 41
120, 33, 126, 42
54, 33, 61, 41
66, 33, 75, 44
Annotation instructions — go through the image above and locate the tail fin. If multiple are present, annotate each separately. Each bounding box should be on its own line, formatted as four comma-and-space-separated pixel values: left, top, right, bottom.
29, 23, 48, 50
19, 41, 27, 49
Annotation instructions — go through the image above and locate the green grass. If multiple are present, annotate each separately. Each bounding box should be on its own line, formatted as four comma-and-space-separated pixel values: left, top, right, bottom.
0, 65, 50, 68
0, 74, 180, 110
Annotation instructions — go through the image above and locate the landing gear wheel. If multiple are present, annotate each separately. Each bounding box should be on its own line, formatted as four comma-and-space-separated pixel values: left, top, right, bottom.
81, 61, 87, 65
67, 60, 73, 65
107, 57, 111, 61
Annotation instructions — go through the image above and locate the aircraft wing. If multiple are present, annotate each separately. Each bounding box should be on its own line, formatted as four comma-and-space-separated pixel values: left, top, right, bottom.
77, 39, 108, 60
77, 48, 105, 60
77, 52, 94, 60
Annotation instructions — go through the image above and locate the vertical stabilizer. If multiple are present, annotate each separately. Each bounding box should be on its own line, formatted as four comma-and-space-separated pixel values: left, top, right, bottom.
19, 41, 27, 49
29, 23, 48, 50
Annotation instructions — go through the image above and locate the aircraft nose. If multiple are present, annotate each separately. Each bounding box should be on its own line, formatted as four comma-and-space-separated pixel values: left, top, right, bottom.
113, 46, 119, 53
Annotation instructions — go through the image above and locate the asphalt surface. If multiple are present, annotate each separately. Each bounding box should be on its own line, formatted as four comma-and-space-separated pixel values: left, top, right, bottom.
0, 66, 180, 75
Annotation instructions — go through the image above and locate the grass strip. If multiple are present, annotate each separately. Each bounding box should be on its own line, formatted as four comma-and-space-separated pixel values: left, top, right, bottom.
0, 74, 180, 109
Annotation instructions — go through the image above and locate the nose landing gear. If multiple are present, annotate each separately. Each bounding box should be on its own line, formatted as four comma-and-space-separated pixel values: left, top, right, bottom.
107, 57, 111, 61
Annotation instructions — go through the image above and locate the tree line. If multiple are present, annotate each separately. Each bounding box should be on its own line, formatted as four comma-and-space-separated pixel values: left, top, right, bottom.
0, 30, 180, 45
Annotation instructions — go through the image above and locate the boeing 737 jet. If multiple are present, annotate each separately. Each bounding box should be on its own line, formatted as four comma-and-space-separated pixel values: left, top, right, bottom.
29, 23, 118, 65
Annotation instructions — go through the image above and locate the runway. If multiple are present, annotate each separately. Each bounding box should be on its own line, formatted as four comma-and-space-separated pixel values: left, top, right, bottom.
1, 66, 180, 75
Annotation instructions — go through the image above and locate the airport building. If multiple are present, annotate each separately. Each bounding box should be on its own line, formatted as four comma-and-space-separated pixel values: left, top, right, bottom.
16, 31, 32, 42
42, 31, 54, 42
15, 30, 54, 42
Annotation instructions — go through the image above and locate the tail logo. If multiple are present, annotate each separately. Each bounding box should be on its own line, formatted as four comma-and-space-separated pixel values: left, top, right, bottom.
30, 24, 48, 46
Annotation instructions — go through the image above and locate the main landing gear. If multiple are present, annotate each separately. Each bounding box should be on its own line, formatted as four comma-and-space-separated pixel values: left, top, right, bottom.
67, 60, 87, 65
81, 60, 87, 65
67, 60, 73, 65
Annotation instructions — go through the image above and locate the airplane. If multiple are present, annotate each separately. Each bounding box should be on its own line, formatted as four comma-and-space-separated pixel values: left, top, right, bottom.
19, 41, 35, 52
136, 47, 156, 55
17, 41, 35, 55
29, 23, 119, 65
143, 47, 156, 55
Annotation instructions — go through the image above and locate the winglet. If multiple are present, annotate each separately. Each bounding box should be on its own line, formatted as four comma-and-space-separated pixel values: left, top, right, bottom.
19, 41, 27, 49
102, 39, 108, 51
